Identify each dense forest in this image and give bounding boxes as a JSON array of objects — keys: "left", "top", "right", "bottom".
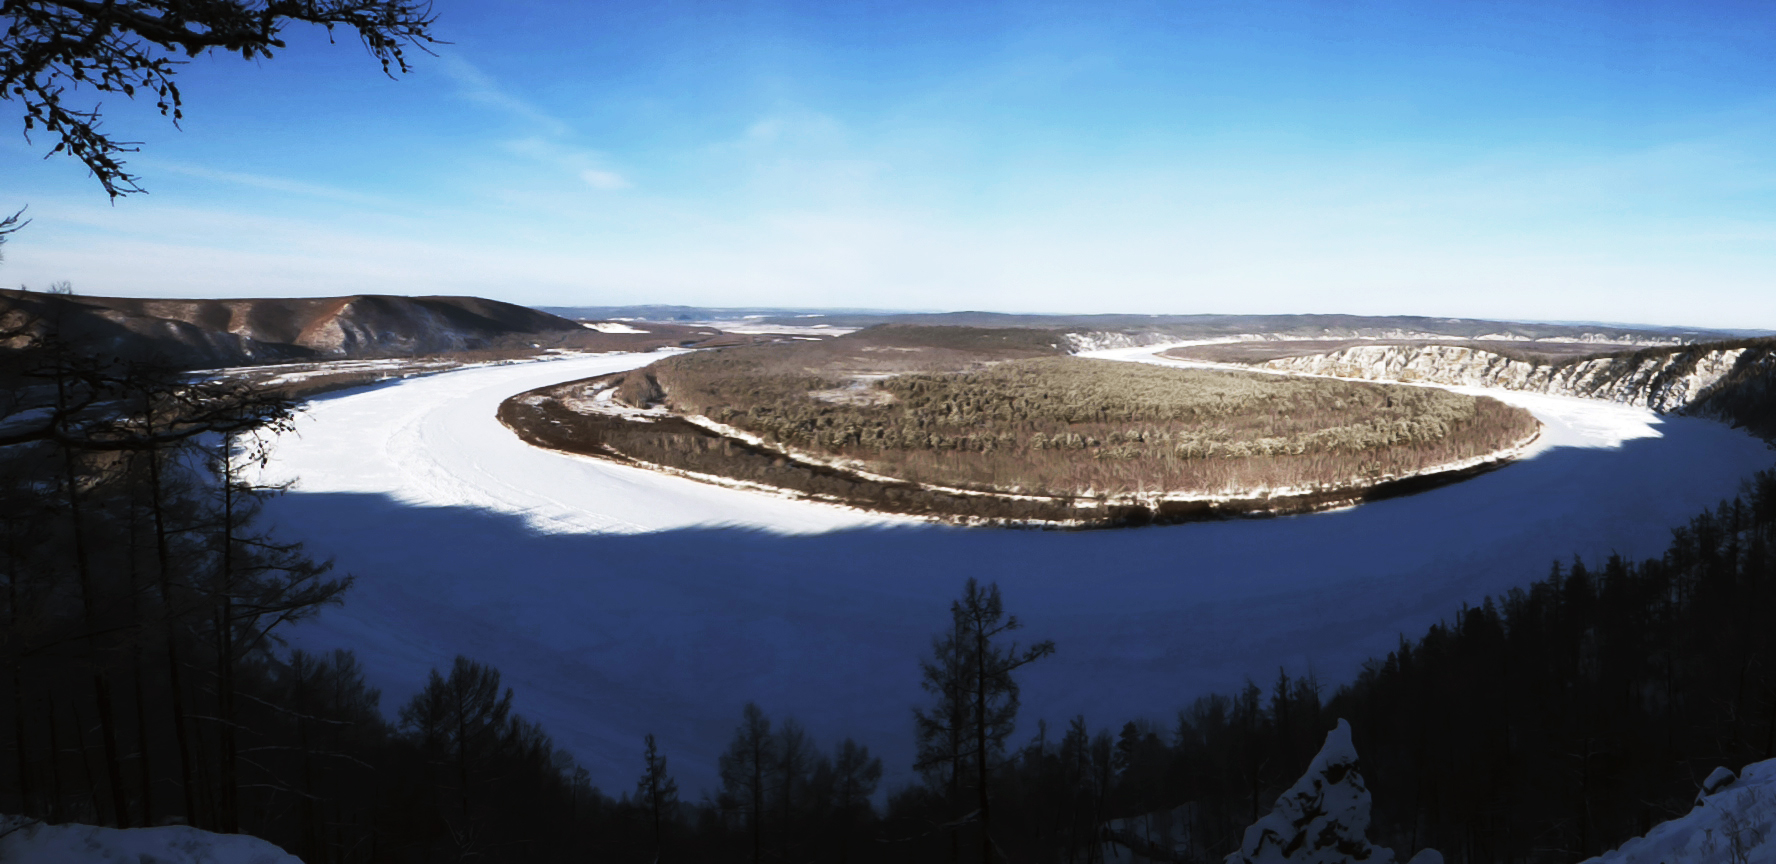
[{"left": 6, "top": 326, "right": 1776, "bottom": 862}]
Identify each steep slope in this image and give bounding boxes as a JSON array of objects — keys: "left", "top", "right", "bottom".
[
  {"left": 1581, "top": 760, "right": 1776, "bottom": 863},
  {"left": 0, "top": 290, "right": 593, "bottom": 368},
  {"left": 1209, "top": 340, "right": 1776, "bottom": 438}
]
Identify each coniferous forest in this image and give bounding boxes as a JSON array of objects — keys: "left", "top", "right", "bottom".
[{"left": 5, "top": 324, "right": 1776, "bottom": 863}]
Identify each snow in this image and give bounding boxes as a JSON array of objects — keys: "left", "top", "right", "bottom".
[
  {"left": 1226, "top": 719, "right": 1410, "bottom": 864},
  {"left": 253, "top": 351, "right": 1774, "bottom": 796},
  {"left": 1583, "top": 758, "right": 1776, "bottom": 863},
  {"left": 712, "top": 323, "right": 859, "bottom": 336},
  {"left": 582, "top": 321, "right": 649, "bottom": 334},
  {"left": 0, "top": 815, "right": 301, "bottom": 863},
  {"left": 256, "top": 354, "right": 908, "bottom": 534}
]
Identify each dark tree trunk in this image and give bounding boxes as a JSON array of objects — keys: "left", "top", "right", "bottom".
[
  {"left": 56, "top": 371, "right": 131, "bottom": 828},
  {"left": 976, "top": 622, "right": 991, "bottom": 864},
  {"left": 144, "top": 431, "right": 199, "bottom": 826},
  {"left": 215, "top": 434, "right": 239, "bottom": 833},
  {"left": 46, "top": 697, "right": 66, "bottom": 823}
]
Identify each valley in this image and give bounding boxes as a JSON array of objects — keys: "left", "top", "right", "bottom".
[{"left": 249, "top": 341, "right": 1773, "bottom": 794}]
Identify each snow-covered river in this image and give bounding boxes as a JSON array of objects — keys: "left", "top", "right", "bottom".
[{"left": 257, "top": 351, "right": 1773, "bottom": 792}]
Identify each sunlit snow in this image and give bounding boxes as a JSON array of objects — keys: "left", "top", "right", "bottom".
[{"left": 254, "top": 351, "right": 1773, "bottom": 794}]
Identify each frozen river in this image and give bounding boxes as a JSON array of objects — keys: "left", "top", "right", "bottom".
[{"left": 257, "top": 350, "right": 1773, "bottom": 792}]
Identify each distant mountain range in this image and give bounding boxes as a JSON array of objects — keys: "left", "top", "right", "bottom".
[
  {"left": 543, "top": 306, "right": 1769, "bottom": 343},
  {"left": 536, "top": 304, "right": 912, "bottom": 322},
  {"left": 8, "top": 290, "right": 1767, "bottom": 371}
]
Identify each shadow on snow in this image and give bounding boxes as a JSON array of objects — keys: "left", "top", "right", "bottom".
[{"left": 262, "top": 412, "right": 1772, "bottom": 794}]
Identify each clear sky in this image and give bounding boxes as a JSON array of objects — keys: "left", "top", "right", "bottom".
[{"left": 3, "top": 0, "right": 1775, "bottom": 328}]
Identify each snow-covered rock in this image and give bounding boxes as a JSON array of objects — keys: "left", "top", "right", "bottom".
[
  {"left": 1064, "top": 330, "right": 1184, "bottom": 352},
  {"left": 0, "top": 816, "right": 302, "bottom": 863},
  {"left": 1225, "top": 719, "right": 1432, "bottom": 864},
  {"left": 1252, "top": 344, "right": 1764, "bottom": 415},
  {"left": 1582, "top": 758, "right": 1776, "bottom": 864}
]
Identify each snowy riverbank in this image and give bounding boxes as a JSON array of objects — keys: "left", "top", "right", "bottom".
[{"left": 253, "top": 351, "right": 1774, "bottom": 793}]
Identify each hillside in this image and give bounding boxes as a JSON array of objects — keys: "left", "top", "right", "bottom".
[
  {"left": 0, "top": 290, "right": 705, "bottom": 369},
  {"left": 1169, "top": 337, "right": 1776, "bottom": 439}
]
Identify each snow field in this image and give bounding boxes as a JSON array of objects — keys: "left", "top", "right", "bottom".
[{"left": 254, "top": 350, "right": 1774, "bottom": 795}]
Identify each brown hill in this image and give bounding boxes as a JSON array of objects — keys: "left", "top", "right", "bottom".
[{"left": 0, "top": 290, "right": 600, "bottom": 368}]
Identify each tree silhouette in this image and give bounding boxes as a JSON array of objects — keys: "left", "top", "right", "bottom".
[
  {"left": 916, "top": 578, "right": 1054, "bottom": 863},
  {"left": 718, "top": 702, "right": 776, "bottom": 864},
  {"left": 636, "top": 732, "right": 678, "bottom": 860}
]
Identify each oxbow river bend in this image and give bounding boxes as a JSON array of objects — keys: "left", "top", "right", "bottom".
[{"left": 254, "top": 350, "right": 1774, "bottom": 792}]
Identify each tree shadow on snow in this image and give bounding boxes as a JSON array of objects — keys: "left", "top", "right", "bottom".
[{"left": 261, "top": 413, "right": 1772, "bottom": 792}]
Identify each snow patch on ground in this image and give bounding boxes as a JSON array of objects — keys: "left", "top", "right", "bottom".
[
  {"left": 582, "top": 321, "right": 649, "bottom": 333},
  {"left": 1583, "top": 759, "right": 1776, "bottom": 864},
  {"left": 711, "top": 323, "right": 858, "bottom": 336},
  {"left": 0, "top": 815, "right": 302, "bottom": 863}
]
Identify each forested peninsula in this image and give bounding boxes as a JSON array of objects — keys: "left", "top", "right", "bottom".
[{"left": 501, "top": 326, "right": 1541, "bottom": 526}]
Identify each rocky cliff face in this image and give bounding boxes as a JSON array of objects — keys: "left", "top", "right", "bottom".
[{"left": 1249, "top": 341, "right": 1776, "bottom": 436}]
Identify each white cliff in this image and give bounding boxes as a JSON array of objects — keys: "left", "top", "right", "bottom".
[{"left": 1253, "top": 343, "right": 1766, "bottom": 415}]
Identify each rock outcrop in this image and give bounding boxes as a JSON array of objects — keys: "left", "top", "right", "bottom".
[
  {"left": 1223, "top": 719, "right": 1440, "bottom": 864},
  {"left": 1247, "top": 341, "right": 1776, "bottom": 436}
]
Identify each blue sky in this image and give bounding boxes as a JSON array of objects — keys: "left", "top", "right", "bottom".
[{"left": 4, "top": 0, "right": 1775, "bottom": 327}]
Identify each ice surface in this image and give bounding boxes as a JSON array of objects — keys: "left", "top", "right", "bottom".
[
  {"left": 0, "top": 815, "right": 301, "bottom": 863},
  {"left": 253, "top": 351, "right": 1775, "bottom": 795}
]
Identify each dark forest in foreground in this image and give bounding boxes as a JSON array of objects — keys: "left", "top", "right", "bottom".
[{"left": 5, "top": 327, "right": 1776, "bottom": 862}]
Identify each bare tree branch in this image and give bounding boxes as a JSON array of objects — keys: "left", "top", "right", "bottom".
[{"left": 2, "top": 0, "right": 439, "bottom": 197}]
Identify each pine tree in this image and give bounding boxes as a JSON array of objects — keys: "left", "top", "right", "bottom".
[
  {"left": 719, "top": 703, "right": 776, "bottom": 864},
  {"left": 637, "top": 732, "right": 679, "bottom": 861},
  {"left": 916, "top": 577, "right": 1055, "bottom": 863},
  {"left": 399, "top": 656, "right": 515, "bottom": 856},
  {"left": 830, "top": 738, "right": 882, "bottom": 864}
]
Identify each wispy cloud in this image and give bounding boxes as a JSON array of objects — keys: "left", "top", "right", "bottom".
[
  {"left": 503, "top": 138, "right": 631, "bottom": 191},
  {"left": 436, "top": 54, "right": 571, "bottom": 138},
  {"left": 579, "top": 169, "right": 629, "bottom": 190},
  {"left": 436, "top": 55, "right": 631, "bottom": 190},
  {"left": 141, "top": 159, "right": 393, "bottom": 207}
]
